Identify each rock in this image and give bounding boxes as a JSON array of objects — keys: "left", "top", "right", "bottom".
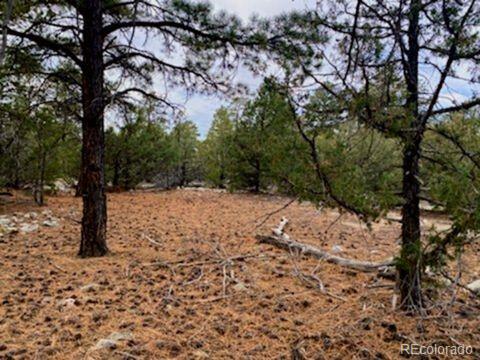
[
  {"left": 92, "top": 339, "right": 117, "bottom": 350},
  {"left": 42, "top": 219, "right": 59, "bottom": 227},
  {"left": 80, "top": 283, "right": 100, "bottom": 292},
  {"left": 23, "top": 212, "right": 37, "bottom": 220},
  {"left": 331, "top": 245, "right": 343, "bottom": 253},
  {"left": 0, "top": 216, "right": 18, "bottom": 236},
  {"left": 90, "top": 332, "right": 133, "bottom": 352},
  {"left": 467, "top": 279, "right": 480, "bottom": 293},
  {"left": 233, "top": 282, "right": 248, "bottom": 292},
  {"left": 0, "top": 216, "right": 12, "bottom": 226},
  {"left": 193, "top": 350, "right": 209, "bottom": 359},
  {"left": 107, "top": 332, "right": 133, "bottom": 342},
  {"left": 57, "top": 298, "right": 76, "bottom": 308},
  {"left": 135, "top": 182, "right": 156, "bottom": 190},
  {"left": 20, "top": 223, "right": 38, "bottom": 233},
  {"left": 53, "top": 179, "right": 71, "bottom": 193}
]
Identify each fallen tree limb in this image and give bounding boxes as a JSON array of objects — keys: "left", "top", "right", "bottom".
[{"left": 257, "top": 217, "right": 395, "bottom": 272}]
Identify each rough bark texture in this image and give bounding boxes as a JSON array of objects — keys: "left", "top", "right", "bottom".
[
  {"left": 398, "top": 0, "right": 423, "bottom": 310},
  {"left": 78, "top": 0, "right": 108, "bottom": 257}
]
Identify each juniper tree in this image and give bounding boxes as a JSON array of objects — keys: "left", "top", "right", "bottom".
[
  {"left": 5, "top": 0, "right": 268, "bottom": 257},
  {"left": 272, "top": 0, "right": 480, "bottom": 310},
  {"left": 200, "top": 107, "right": 235, "bottom": 188}
]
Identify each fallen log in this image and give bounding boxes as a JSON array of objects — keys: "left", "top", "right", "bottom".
[{"left": 257, "top": 217, "right": 395, "bottom": 272}]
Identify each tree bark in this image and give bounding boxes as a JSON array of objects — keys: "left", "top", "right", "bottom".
[
  {"left": 253, "top": 157, "right": 261, "bottom": 193},
  {"left": 78, "top": 0, "right": 108, "bottom": 257},
  {"left": 34, "top": 150, "right": 46, "bottom": 206},
  {"left": 398, "top": 0, "right": 423, "bottom": 310},
  {"left": 399, "top": 139, "right": 423, "bottom": 309},
  {"left": 112, "top": 156, "right": 120, "bottom": 187}
]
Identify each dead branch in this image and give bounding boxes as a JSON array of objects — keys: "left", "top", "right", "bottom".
[
  {"left": 257, "top": 217, "right": 395, "bottom": 272},
  {"left": 254, "top": 197, "right": 298, "bottom": 229}
]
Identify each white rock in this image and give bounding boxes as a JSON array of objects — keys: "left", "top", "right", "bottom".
[
  {"left": 233, "top": 282, "right": 248, "bottom": 292},
  {"left": 193, "top": 350, "right": 209, "bottom": 359},
  {"left": 92, "top": 339, "right": 117, "bottom": 350},
  {"left": 42, "top": 219, "right": 59, "bottom": 227},
  {"left": 331, "top": 245, "right": 343, "bottom": 253},
  {"left": 108, "top": 332, "right": 133, "bottom": 341},
  {"left": 81, "top": 283, "right": 100, "bottom": 292},
  {"left": 53, "top": 179, "right": 71, "bottom": 192},
  {"left": 0, "top": 216, "right": 12, "bottom": 226},
  {"left": 23, "top": 212, "right": 36, "bottom": 219},
  {"left": 467, "top": 279, "right": 480, "bottom": 293},
  {"left": 90, "top": 332, "right": 133, "bottom": 352},
  {"left": 20, "top": 223, "right": 39, "bottom": 233},
  {"left": 57, "top": 298, "right": 76, "bottom": 308}
]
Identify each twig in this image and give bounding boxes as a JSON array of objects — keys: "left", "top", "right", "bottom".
[
  {"left": 142, "top": 233, "right": 162, "bottom": 246},
  {"left": 254, "top": 197, "right": 298, "bottom": 229}
]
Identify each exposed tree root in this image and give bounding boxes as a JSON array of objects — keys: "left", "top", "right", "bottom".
[{"left": 257, "top": 217, "right": 395, "bottom": 272}]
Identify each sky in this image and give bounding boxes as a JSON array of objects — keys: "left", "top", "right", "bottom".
[
  {"left": 181, "top": 0, "right": 315, "bottom": 137},
  {"left": 161, "top": 0, "right": 478, "bottom": 138}
]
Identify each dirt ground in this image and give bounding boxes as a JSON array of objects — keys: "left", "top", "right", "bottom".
[{"left": 0, "top": 189, "right": 479, "bottom": 359}]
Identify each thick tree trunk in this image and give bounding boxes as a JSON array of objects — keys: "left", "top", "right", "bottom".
[
  {"left": 397, "top": 0, "right": 423, "bottom": 310},
  {"left": 399, "top": 139, "right": 423, "bottom": 309},
  {"left": 78, "top": 0, "right": 108, "bottom": 257}
]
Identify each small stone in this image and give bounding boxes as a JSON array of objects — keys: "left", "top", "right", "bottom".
[
  {"left": 20, "top": 223, "right": 39, "bottom": 233},
  {"left": 193, "top": 350, "right": 209, "bottom": 359},
  {"left": 107, "top": 332, "right": 133, "bottom": 342},
  {"left": 233, "top": 282, "right": 248, "bottom": 292},
  {"left": 92, "top": 339, "right": 117, "bottom": 350},
  {"left": 57, "top": 298, "right": 76, "bottom": 308},
  {"left": 467, "top": 279, "right": 480, "bottom": 293},
  {"left": 42, "top": 219, "right": 59, "bottom": 227},
  {"left": 80, "top": 283, "right": 100, "bottom": 292}
]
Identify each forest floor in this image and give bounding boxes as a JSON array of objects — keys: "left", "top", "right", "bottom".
[{"left": 0, "top": 189, "right": 479, "bottom": 359}]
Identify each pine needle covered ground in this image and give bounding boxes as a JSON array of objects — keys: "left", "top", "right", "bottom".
[{"left": 0, "top": 189, "right": 478, "bottom": 359}]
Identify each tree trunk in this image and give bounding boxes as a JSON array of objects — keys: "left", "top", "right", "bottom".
[
  {"left": 75, "top": 173, "right": 83, "bottom": 197},
  {"left": 253, "top": 158, "right": 261, "bottom": 193},
  {"left": 112, "top": 156, "right": 120, "bottom": 187},
  {"left": 397, "top": 0, "right": 423, "bottom": 310},
  {"left": 78, "top": 0, "right": 108, "bottom": 257},
  {"left": 180, "top": 162, "right": 187, "bottom": 187},
  {"left": 34, "top": 150, "right": 47, "bottom": 206},
  {"left": 399, "top": 139, "right": 423, "bottom": 310}
]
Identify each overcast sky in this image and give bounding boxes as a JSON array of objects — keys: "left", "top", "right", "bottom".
[
  {"left": 174, "top": 0, "right": 478, "bottom": 138},
  {"left": 182, "top": 0, "right": 315, "bottom": 137}
]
